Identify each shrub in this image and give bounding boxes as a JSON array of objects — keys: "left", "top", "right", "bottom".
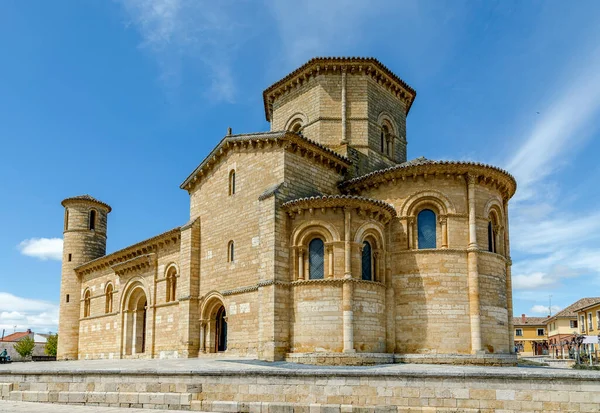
[
  {"left": 13, "top": 336, "right": 35, "bottom": 359},
  {"left": 45, "top": 334, "right": 58, "bottom": 357}
]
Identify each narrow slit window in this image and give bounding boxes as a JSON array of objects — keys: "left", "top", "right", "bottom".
[
  {"left": 64, "top": 208, "right": 69, "bottom": 231},
  {"left": 105, "top": 284, "right": 113, "bottom": 314},
  {"left": 66, "top": 294, "right": 70, "bottom": 303},
  {"left": 68, "top": 253, "right": 72, "bottom": 262},
  {"left": 229, "top": 170, "right": 236, "bottom": 195},
  {"left": 361, "top": 241, "right": 373, "bottom": 281},
  {"left": 89, "top": 210, "right": 96, "bottom": 230},
  {"left": 228, "top": 241, "right": 235, "bottom": 263},
  {"left": 84, "top": 290, "right": 91, "bottom": 317}
]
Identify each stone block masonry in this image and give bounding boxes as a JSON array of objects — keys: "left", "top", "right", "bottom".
[{"left": 1, "top": 359, "right": 600, "bottom": 412}]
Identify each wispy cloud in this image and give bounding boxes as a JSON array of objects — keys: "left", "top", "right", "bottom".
[
  {"left": 530, "top": 304, "right": 562, "bottom": 316},
  {"left": 118, "top": 0, "right": 252, "bottom": 102},
  {"left": 507, "top": 45, "right": 600, "bottom": 201},
  {"left": 18, "top": 238, "right": 63, "bottom": 261},
  {"left": 0, "top": 293, "right": 59, "bottom": 333},
  {"left": 507, "top": 41, "right": 600, "bottom": 295}
]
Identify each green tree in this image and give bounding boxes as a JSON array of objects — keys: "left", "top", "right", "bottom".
[
  {"left": 45, "top": 334, "right": 58, "bottom": 357},
  {"left": 13, "top": 336, "right": 35, "bottom": 359}
]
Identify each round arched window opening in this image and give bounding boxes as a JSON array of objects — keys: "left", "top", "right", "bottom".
[
  {"left": 417, "top": 209, "right": 437, "bottom": 249},
  {"left": 308, "top": 238, "right": 325, "bottom": 280}
]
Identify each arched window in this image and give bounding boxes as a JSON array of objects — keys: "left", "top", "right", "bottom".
[
  {"left": 361, "top": 241, "right": 373, "bottom": 281},
  {"left": 229, "top": 170, "right": 236, "bottom": 195},
  {"left": 487, "top": 221, "right": 496, "bottom": 253},
  {"left": 166, "top": 267, "right": 177, "bottom": 302},
  {"left": 417, "top": 209, "right": 437, "bottom": 249},
  {"left": 105, "top": 284, "right": 113, "bottom": 314},
  {"left": 89, "top": 210, "right": 96, "bottom": 230},
  {"left": 83, "top": 290, "right": 91, "bottom": 318},
  {"left": 380, "top": 125, "right": 388, "bottom": 152},
  {"left": 228, "top": 241, "right": 235, "bottom": 263},
  {"left": 308, "top": 238, "right": 325, "bottom": 280},
  {"left": 288, "top": 119, "right": 303, "bottom": 133}
]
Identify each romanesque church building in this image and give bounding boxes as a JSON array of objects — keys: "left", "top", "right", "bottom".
[{"left": 57, "top": 57, "right": 517, "bottom": 365}]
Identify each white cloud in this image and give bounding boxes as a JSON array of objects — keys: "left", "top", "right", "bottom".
[
  {"left": 118, "top": 0, "right": 251, "bottom": 102},
  {"left": 18, "top": 238, "right": 63, "bottom": 261},
  {"left": 506, "top": 39, "right": 600, "bottom": 299},
  {"left": 506, "top": 45, "right": 600, "bottom": 200},
  {"left": 530, "top": 305, "right": 562, "bottom": 316},
  {"left": 0, "top": 293, "right": 58, "bottom": 334}
]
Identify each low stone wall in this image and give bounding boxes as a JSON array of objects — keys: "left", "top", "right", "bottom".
[
  {"left": 395, "top": 353, "right": 517, "bottom": 366},
  {"left": 1, "top": 362, "right": 600, "bottom": 412},
  {"left": 285, "top": 352, "right": 394, "bottom": 366}
]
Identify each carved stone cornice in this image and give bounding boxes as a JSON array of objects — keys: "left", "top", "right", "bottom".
[
  {"left": 341, "top": 160, "right": 516, "bottom": 200},
  {"left": 111, "top": 253, "right": 155, "bottom": 277},
  {"left": 291, "top": 278, "right": 386, "bottom": 288},
  {"left": 221, "top": 280, "right": 291, "bottom": 296},
  {"left": 282, "top": 195, "right": 396, "bottom": 224},
  {"left": 263, "top": 57, "right": 416, "bottom": 121},
  {"left": 180, "top": 131, "right": 351, "bottom": 193},
  {"left": 75, "top": 228, "right": 180, "bottom": 276}
]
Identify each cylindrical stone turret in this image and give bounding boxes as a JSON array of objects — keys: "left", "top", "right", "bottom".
[{"left": 57, "top": 195, "right": 111, "bottom": 360}]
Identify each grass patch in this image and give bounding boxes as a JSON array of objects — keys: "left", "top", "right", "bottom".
[
  {"left": 572, "top": 364, "right": 600, "bottom": 370},
  {"left": 518, "top": 359, "right": 549, "bottom": 367}
]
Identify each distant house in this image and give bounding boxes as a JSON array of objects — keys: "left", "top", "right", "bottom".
[
  {"left": 513, "top": 315, "right": 548, "bottom": 356},
  {"left": 545, "top": 297, "right": 600, "bottom": 357},
  {"left": 0, "top": 329, "right": 49, "bottom": 361}
]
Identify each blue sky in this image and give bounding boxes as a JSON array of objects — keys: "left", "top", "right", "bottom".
[{"left": 1, "top": 0, "right": 600, "bottom": 333}]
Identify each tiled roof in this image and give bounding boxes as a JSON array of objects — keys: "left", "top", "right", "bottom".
[
  {"left": 513, "top": 317, "right": 548, "bottom": 326},
  {"left": 263, "top": 57, "right": 417, "bottom": 120},
  {"left": 342, "top": 157, "right": 515, "bottom": 187},
  {"left": 61, "top": 194, "right": 112, "bottom": 212},
  {"left": 574, "top": 299, "right": 600, "bottom": 313},
  {"left": 180, "top": 131, "right": 350, "bottom": 190},
  {"left": 547, "top": 297, "right": 600, "bottom": 321},
  {"left": 282, "top": 195, "right": 397, "bottom": 216},
  {"left": 0, "top": 331, "right": 31, "bottom": 342}
]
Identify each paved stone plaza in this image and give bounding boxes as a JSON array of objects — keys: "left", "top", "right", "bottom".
[
  {"left": 2, "top": 358, "right": 600, "bottom": 412},
  {"left": 0, "top": 356, "right": 574, "bottom": 376}
]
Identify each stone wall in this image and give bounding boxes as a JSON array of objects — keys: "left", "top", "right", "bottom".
[{"left": 1, "top": 366, "right": 599, "bottom": 412}]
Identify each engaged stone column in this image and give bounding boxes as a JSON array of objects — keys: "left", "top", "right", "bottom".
[
  {"left": 199, "top": 320, "right": 206, "bottom": 354},
  {"left": 341, "top": 68, "right": 348, "bottom": 144},
  {"left": 326, "top": 243, "right": 334, "bottom": 279},
  {"left": 440, "top": 215, "right": 448, "bottom": 248},
  {"left": 343, "top": 208, "right": 355, "bottom": 352},
  {"left": 297, "top": 247, "right": 305, "bottom": 280},
  {"left": 504, "top": 201, "right": 514, "bottom": 353},
  {"left": 467, "top": 174, "right": 482, "bottom": 353}
]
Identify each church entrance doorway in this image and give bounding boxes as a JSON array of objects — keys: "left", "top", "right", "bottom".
[
  {"left": 216, "top": 305, "right": 227, "bottom": 352},
  {"left": 123, "top": 286, "right": 148, "bottom": 356},
  {"left": 199, "top": 294, "right": 228, "bottom": 354}
]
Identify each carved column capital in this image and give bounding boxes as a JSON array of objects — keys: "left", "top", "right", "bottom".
[{"left": 467, "top": 173, "right": 478, "bottom": 185}]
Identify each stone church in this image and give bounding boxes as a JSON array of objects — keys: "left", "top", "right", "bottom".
[{"left": 57, "top": 57, "right": 517, "bottom": 365}]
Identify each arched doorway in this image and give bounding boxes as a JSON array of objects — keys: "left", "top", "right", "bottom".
[
  {"left": 216, "top": 305, "right": 227, "bottom": 352},
  {"left": 199, "top": 294, "right": 228, "bottom": 354},
  {"left": 123, "top": 286, "right": 148, "bottom": 356}
]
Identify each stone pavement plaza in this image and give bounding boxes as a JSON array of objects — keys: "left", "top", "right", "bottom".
[{"left": 2, "top": 358, "right": 600, "bottom": 412}]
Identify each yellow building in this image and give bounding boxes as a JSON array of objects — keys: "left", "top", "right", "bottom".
[
  {"left": 546, "top": 297, "right": 600, "bottom": 358},
  {"left": 576, "top": 299, "right": 600, "bottom": 336},
  {"left": 513, "top": 315, "right": 548, "bottom": 356}
]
